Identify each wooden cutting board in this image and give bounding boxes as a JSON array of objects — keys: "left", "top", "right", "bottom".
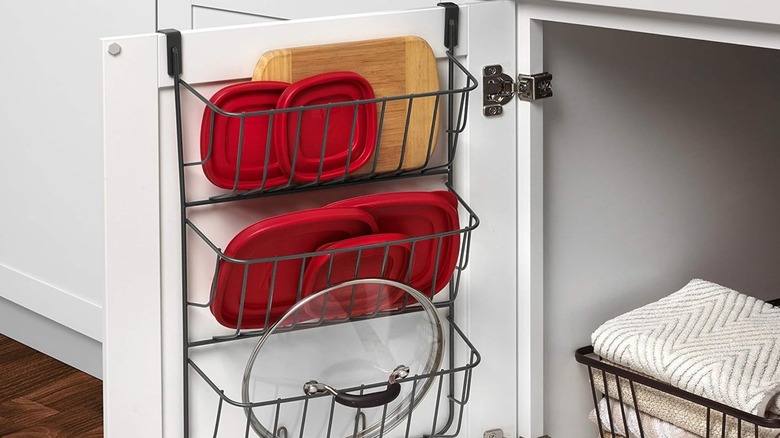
[{"left": 252, "top": 36, "right": 440, "bottom": 174}]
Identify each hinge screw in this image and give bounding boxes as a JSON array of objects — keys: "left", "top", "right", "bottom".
[
  {"left": 107, "top": 43, "right": 122, "bottom": 56},
  {"left": 485, "top": 66, "right": 498, "bottom": 76}
]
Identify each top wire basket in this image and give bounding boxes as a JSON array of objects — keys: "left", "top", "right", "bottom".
[{"left": 176, "top": 51, "right": 477, "bottom": 207}]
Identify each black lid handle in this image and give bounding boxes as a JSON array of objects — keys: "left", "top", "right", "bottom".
[{"left": 303, "top": 365, "right": 409, "bottom": 409}]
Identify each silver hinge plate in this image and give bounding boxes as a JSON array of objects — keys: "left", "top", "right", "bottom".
[
  {"left": 483, "top": 65, "right": 553, "bottom": 117},
  {"left": 517, "top": 73, "right": 553, "bottom": 102},
  {"left": 484, "top": 429, "right": 506, "bottom": 438},
  {"left": 483, "top": 65, "right": 516, "bottom": 117}
]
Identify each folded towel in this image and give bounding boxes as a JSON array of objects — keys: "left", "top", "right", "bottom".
[
  {"left": 591, "top": 365, "right": 780, "bottom": 438},
  {"left": 590, "top": 397, "right": 701, "bottom": 438},
  {"left": 592, "top": 279, "right": 780, "bottom": 417}
]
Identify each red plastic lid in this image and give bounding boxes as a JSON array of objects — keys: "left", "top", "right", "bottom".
[
  {"left": 210, "top": 207, "right": 378, "bottom": 329},
  {"left": 201, "top": 81, "right": 291, "bottom": 190},
  {"left": 300, "top": 233, "right": 411, "bottom": 320},
  {"left": 274, "top": 72, "right": 377, "bottom": 182},
  {"left": 326, "top": 191, "right": 460, "bottom": 298},
  {"left": 435, "top": 190, "right": 458, "bottom": 209}
]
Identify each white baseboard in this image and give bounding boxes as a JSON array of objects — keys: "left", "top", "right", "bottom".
[
  {"left": 0, "top": 262, "right": 103, "bottom": 378},
  {"left": 0, "top": 262, "right": 102, "bottom": 341},
  {"left": 0, "top": 295, "right": 102, "bottom": 378}
]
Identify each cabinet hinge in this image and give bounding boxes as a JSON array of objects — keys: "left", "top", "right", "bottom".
[
  {"left": 484, "top": 429, "right": 506, "bottom": 438},
  {"left": 482, "top": 64, "right": 553, "bottom": 116}
]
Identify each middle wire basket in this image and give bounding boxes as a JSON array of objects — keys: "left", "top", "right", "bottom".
[{"left": 185, "top": 186, "right": 477, "bottom": 343}]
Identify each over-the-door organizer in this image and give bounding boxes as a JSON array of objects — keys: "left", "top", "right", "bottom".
[{"left": 163, "top": 5, "right": 482, "bottom": 437}]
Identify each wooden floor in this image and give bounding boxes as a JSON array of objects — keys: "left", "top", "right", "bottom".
[{"left": 0, "top": 334, "right": 103, "bottom": 437}]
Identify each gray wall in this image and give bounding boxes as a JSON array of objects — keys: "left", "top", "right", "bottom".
[
  {"left": 0, "top": 0, "right": 154, "bottom": 377},
  {"left": 542, "top": 23, "right": 780, "bottom": 436}
]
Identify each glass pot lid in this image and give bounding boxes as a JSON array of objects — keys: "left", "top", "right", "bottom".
[{"left": 241, "top": 279, "right": 444, "bottom": 438}]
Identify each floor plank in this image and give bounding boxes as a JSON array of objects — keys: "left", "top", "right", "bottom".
[
  {"left": 24, "top": 372, "right": 102, "bottom": 414},
  {"left": 0, "top": 335, "right": 102, "bottom": 437},
  {"left": 0, "top": 399, "right": 58, "bottom": 425},
  {"left": 2, "top": 426, "right": 59, "bottom": 438}
]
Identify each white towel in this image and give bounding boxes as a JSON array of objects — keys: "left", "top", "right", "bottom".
[
  {"left": 591, "top": 365, "right": 780, "bottom": 438},
  {"left": 592, "top": 279, "right": 780, "bottom": 417},
  {"left": 590, "top": 397, "right": 701, "bottom": 438}
]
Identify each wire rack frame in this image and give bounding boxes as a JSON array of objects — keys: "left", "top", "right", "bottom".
[
  {"left": 575, "top": 346, "right": 780, "bottom": 438},
  {"left": 165, "top": 4, "right": 477, "bottom": 436},
  {"left": 186, "top": 184, "right": 478, "bottom": 347}
]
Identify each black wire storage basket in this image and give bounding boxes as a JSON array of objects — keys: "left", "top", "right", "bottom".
[
  {"left": 576, "top": 343, "right": 780, "bottom": 437},
  {"left": 185, "top": 185, "right": 477, "bottom": 343},
  {"left": 173, "top": 49, "right": 476, "bottom": 207},
  {"left": 165, "top": 5, "right": 482, "bottom": 437},
  {"left": 188, "top": 280, "right": 480, "bottom": 438}
]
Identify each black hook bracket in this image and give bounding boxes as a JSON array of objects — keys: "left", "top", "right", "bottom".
[
  {"left": 158, "top": 28, "right": 183, "bottom": 77},
  {"left": 437, "top": 2, "right": 460, "bottom": 50}
]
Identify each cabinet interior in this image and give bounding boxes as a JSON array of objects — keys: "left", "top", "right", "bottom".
[{"left": 542, "top": 22, "right": 780, "bottom": 437}]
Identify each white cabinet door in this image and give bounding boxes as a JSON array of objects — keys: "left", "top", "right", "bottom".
[{"left": 102, "top": 2, "right": 518, "bottom": 437}]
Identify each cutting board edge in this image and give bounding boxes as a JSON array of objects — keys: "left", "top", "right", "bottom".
[{"left": 249, "top": 35, "right": 442, "bottom": 172}]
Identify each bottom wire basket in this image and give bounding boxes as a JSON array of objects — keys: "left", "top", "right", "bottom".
[
  {"left": 575, "top": 346, "right": 780, "bottom": 438},
  {"left": 186, "top": 280, "right": 480, "bottom": 438}
]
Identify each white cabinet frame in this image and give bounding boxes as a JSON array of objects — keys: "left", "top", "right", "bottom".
[{"left": 104, "top": 1, "right": 780, "bottom": 437}]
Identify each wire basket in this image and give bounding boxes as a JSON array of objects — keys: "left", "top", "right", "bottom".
[
  {"left": 575, "top": 346, "right": 780, "bottom": 438},
  {"left": 185, "top": 185, "right": 477, "bottom": 345},
  {"left": 188, "top": 310, "right": 479, "bottom": 438},
  {"left": 176, "top": 51, "right": 476, "bottom": 207}
]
